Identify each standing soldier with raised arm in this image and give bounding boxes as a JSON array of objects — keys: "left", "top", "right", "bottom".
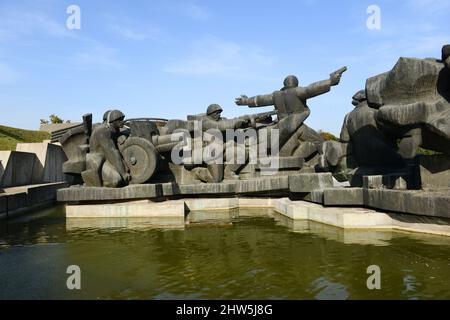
[{"left": 235, "top": 67, "right": 347, "bottom": 149}]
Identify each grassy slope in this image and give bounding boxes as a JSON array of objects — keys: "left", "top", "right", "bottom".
[{"left": 0, "top": 125, "right": 50, "bottom": 151}]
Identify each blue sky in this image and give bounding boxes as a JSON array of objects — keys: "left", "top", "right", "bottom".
[{"left": 0, "top": 0, "right": 449, "bottom": 134}]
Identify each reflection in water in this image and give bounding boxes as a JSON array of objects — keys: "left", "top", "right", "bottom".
[
  {"left": 273, "top": 213, "right": 394, "bottom": 246},
  {"left": 308, "top": 277, "right": 349, "bottom": 300},
  {"left": 0, "top": 206, "right": 449, "bottom": 300},
  {"left": 66, "top": 217, "right": 185, "bottom": 231}
]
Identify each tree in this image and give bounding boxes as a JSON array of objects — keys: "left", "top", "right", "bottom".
[
  {"left": 318, "top": 130, "right": 339, "bottom": 142},
  {"left": 40, "top": 115, "right": 71, "bottom": 126},
  {"left": 49, "top": 114, "right": 64, "bottom": 124}
]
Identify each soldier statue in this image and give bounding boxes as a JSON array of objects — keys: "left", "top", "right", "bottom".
[
  {"left": 235, "top": 68, "right": 347, "bottom": 150},
  {"left": 82, "top": 110, "right": 131, "bottom": 187},
  {"left": 190, "top": 104, "right": 252, "bottom": 182}
]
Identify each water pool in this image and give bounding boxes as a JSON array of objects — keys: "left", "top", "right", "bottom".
[{"left": 0, "top": 206, "right": 449, "bottom": 300}]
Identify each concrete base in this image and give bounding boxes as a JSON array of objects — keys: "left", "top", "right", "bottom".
[
  {"left": 301, "top": 187, "right": 450, "bottom": 219},
  {"left": 57, "top": 174, "right": 321, "bottom": 202},
  {"left": 66, "top": 199, "right": 186, "bottom": 218},
  {"left": 64, "top": 197, "right": 450, "bottom": 237},
  {"left": 58, "top": 170, "right": 450, "bottom": 220},
  {"left": 363, "top": 189, "right": 450, "bottom": 219}
]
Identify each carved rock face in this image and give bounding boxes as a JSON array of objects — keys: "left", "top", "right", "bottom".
[{"left": 365, "top": 57, "right": 450, "bottom": 155}]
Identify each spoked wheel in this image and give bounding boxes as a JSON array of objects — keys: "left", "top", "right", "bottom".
[{"left": 119, "top": 137, "right": 159, "bottom": 184}]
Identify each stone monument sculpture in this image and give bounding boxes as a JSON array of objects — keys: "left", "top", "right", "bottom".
[
  {"left": 58, "top": 67, "right": 348, "bottom": 187},
  {"left": 320, "top": 45, "right": 450, "bottom": 188},
  {"left": 55, "top": 44, "right": 450, "bottom": 223}
]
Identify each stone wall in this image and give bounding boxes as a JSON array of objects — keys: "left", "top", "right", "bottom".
[{"left": 1, "top": 142, "right": 69, "bottom": 188}]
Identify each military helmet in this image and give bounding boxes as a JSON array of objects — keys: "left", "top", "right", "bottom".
[
  {"left": 107, "top": 110, "right": 125, "bottom": 123},
  {"left": 442, "top": 44, "right": 450, "bottom": 61},
  {"left": 283, "top": 75, "right": 299, "bottom": 89},
  {"left": 103, "top": 110, "right": 112, "bottom": 123},
  {"left": 207, "top": 104, "right": 223, "bottom": 116},
  {"left": 352, "top": 90, "right": 367, "bottom": 102}
]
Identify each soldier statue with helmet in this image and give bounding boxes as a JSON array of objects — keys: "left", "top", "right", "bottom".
[{"left": 82, "top": 109, "right": 131, "bottom": 187}]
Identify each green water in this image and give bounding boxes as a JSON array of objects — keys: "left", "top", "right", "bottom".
[{"left": 0, "top": 206, "right": 449, "bottom": 300}]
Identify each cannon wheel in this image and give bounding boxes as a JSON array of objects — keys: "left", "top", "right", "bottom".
[{"left": 119, "top": 137, "right": 158, "bottom": 184}]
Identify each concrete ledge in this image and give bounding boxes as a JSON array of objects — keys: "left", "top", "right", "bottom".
[
  {"left": 236, "top": 176, "right": 288, "bottom": 194},
  {"left": 66, "top": 198, "right": 276, "bottom": 219},
  {"left": 185, "top": 198, "right": 239, "bottom": 211},
  {"left": 323, "top": 188, "right": 364, "bottom": 206},
  {"left": 66, "top": 199, "right": 185, "bottom": 218},
  {"left": 302, "top": 185, "right": 449, "bottom": 219},
  {"left": 364, "top": 189, "right": 450, "bottom": 219},
  {"left": 58, "top": 184, "right": 162, "bottom": 202},
  {"left": 6, "top": 192, "right": 28, "bottom": 212},
  {"left": 64, "top": 197, "right": 450, "bottom": 237},
  {"left": 57, "top": 174, "right": 301, "bottom": 201},
  {"left": 56, "top": 173, "right": 450, "bottom": 220},
  {"left": 28, "top": 183, "right": 69, "bottom": 206},
  {"left": 289, "top": 173, "right": 333, "bottom": 193},
  {"left": 179, "top": 182, "right": 235, "bottom": 195},
  {"left": 273, "top": 198, "right": 450, "bottom": 237},
  {"left": 0, "top": 182, "right": 67, "bottom": 219}
]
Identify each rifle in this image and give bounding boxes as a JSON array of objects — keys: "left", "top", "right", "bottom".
[{"left": 238, "top": 110, "right": 277, "bottom": 128}]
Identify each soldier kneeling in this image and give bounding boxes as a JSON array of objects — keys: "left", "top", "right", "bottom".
[{"left": 82, "top": 110, "right": 131, "bottom": 187}]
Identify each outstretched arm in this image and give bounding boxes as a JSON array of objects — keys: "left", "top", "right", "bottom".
[
  {"left": 235, "top": 93, "right": 274, "bottom": 108},
  {"left": 296, "top": 79, "right": 332, "bottom": 99},
  {"left": 297, "top": 66, "right": 347, "bottom": 99}
]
